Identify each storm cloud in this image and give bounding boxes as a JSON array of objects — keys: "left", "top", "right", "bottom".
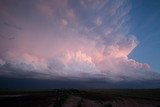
[{"left": 0, "top": 0, "right": 160, "bottom": 82}]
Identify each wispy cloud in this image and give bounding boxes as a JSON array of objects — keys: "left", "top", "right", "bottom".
[{"left": 0, "top": 0, "right": 159, "bottom": 82}]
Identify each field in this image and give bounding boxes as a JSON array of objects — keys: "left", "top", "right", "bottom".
[{"left": 0, "top": 89, "right": 160, "bottom": 107}]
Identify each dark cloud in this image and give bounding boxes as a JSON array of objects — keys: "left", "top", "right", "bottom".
[{"left": 0, "top": 77, "right": 160, "bottom": 89}]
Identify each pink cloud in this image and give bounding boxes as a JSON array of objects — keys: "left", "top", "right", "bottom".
[{"left": 0, "top": 0, "right": 159, "bottom": 81}]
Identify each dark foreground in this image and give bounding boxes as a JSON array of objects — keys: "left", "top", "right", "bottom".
[{"left": 0, "top": 89, "right": 160, "bottom": 107}]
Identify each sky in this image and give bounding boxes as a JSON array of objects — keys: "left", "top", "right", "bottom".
[{"left": 0, "top": 0, "right": 160, "bottom": 89}]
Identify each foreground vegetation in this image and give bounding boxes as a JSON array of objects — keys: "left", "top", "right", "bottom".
[{"left": 0, "top": 89, "right": 160, "bottom": 107}]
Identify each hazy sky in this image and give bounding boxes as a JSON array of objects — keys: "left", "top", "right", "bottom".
[{"left": 0, "top": 0, "right": 160, "bottom": 88}]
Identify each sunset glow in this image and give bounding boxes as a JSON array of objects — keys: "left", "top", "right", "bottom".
[{"left": 0, "top": 0, "right": 160, "bottom": 88}]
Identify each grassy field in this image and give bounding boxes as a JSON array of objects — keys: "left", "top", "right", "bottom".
[
  {"left": 78, "top": 89, "right": 160, "bottom": 100},
  {"left": 0, "top": 89, "right": 160, "bottom": 107}
]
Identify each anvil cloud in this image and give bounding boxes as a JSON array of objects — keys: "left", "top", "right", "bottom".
[{"left": 0, "top": 0, "right": 159, "bottom": 82}]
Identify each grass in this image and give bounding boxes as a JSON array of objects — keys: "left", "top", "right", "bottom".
[
  {"left": 77, "top": 89, "right": 160, "bottom": 101},
  {"left": 0, "top": 89, "right": 159, "bottom": 107}
]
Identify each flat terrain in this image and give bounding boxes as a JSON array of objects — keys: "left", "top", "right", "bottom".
[{"left": 0, "top": 89, "right": 160, "bottom": 107}]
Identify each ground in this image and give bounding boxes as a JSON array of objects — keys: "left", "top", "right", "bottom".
[{"left": 0, "top": 89, "right": 160, "bottom": 107}]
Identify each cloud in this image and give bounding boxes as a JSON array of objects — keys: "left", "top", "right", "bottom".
[
  {"left": 0, "top": 59, "right": 5, "bottom": 66},
  {"left": 0, "top": 0, "right": 159, "bottom": 82}
]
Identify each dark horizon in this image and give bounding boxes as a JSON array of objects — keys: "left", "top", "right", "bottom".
[{"left": 0, "top": 76, "right": 159, "bottom": 90}]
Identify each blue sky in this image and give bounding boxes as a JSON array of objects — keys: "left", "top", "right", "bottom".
[{"left": 129, "top": 0, "right": 160, "bottom": 72}]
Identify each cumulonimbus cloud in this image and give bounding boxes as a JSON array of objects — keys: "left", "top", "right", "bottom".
[{"left": 0, "top": 0, "right": 159, "bottom": 81}]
